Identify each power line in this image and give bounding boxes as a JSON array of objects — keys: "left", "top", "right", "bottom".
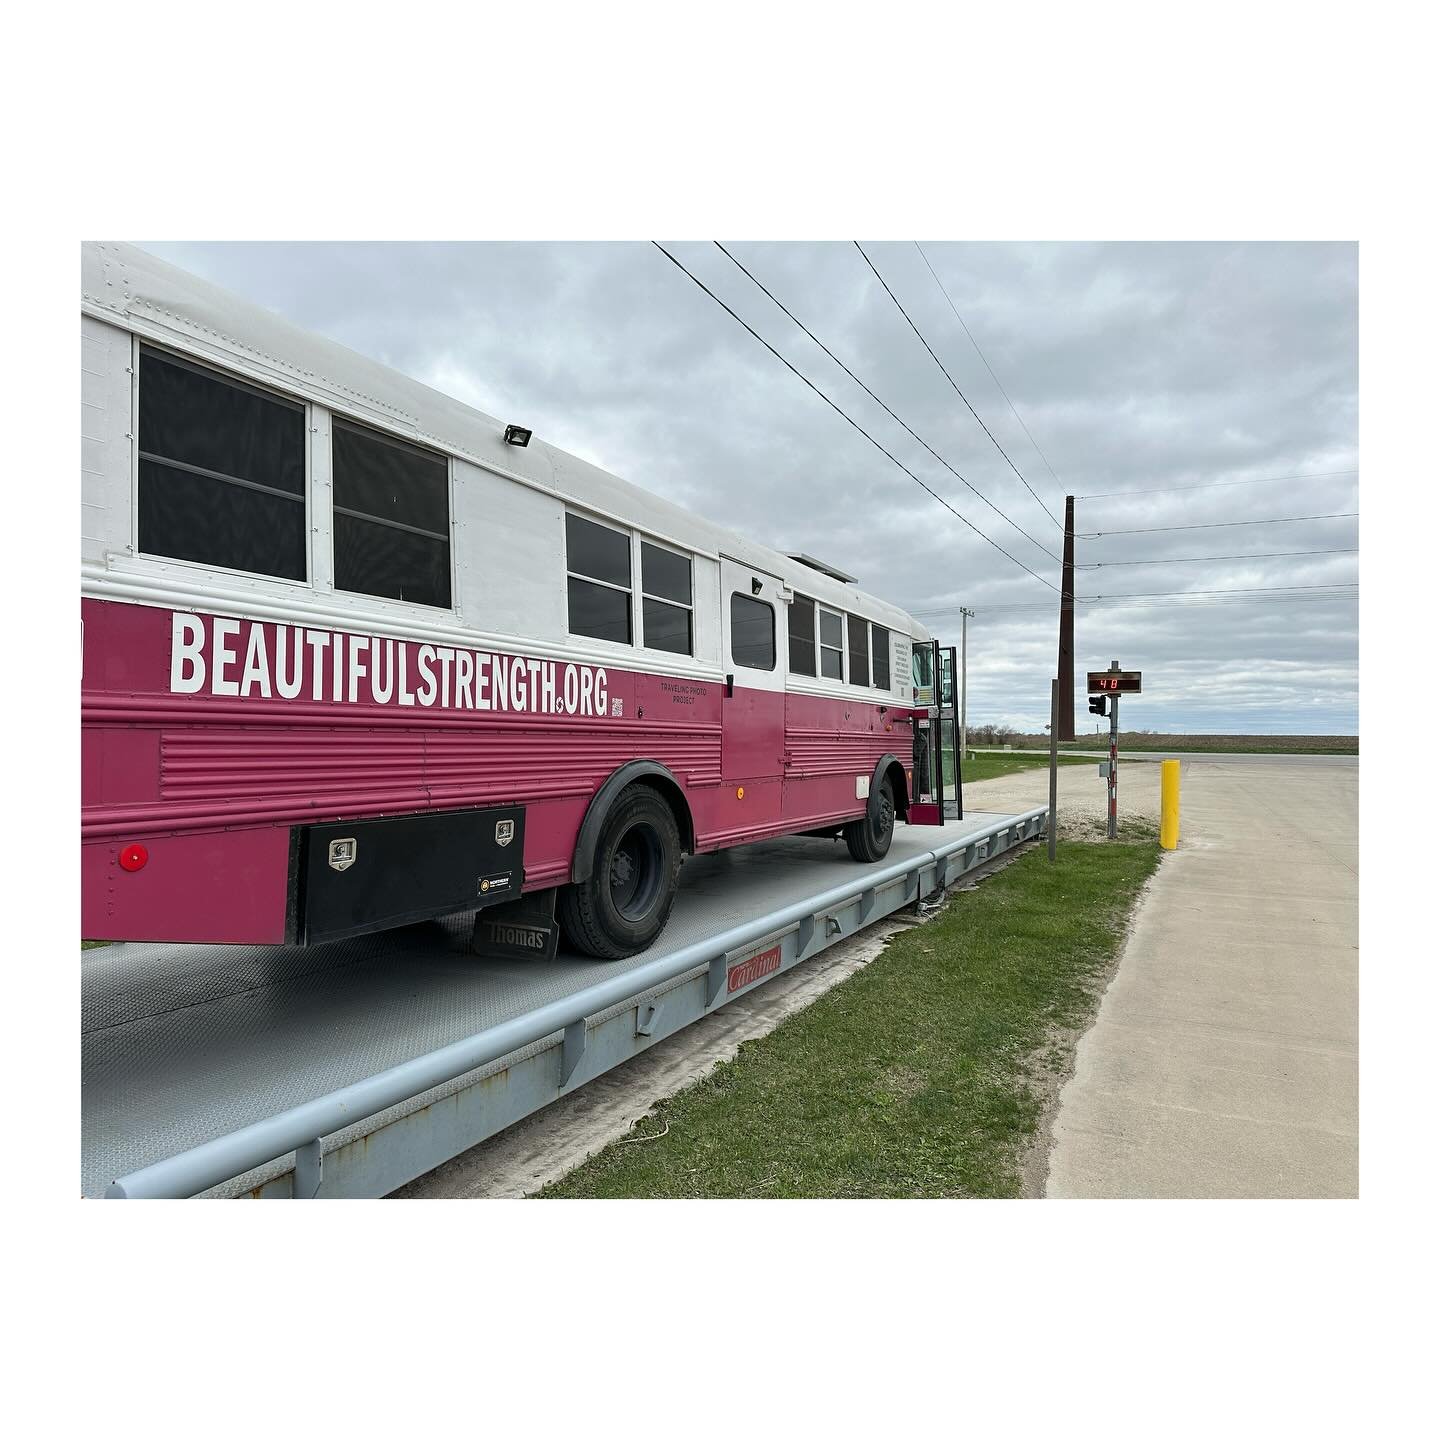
[
  {"left": 853, "top": 242, "right": 1062, "bottom": 530},
  {"left": 913, "top": 241, "right": 1069, "bottom": 509},
  {"left": 651, "top": 242, "right": 1058, "bottom": 592},
  {"left": 912, "top": 581, "right": 1357, "bottom": 617},
  {"left": 1089, "top": 583, "right": 1358, "bottom": 601},
  {"left": 915, "top": 589, "right": 1359, "bottom": 618},
  {"left": 1082, "top": 547, "right": 1359, "bottom": 569},
  {"left": 1078, "top": 468, "right": 1358, "bottom": 500},
  {"left": 712, "top": 241, "right": 1059, "bottom": 564},
  {"left": 1084, "top": 512, "right": 1358, "bottom": 537}
]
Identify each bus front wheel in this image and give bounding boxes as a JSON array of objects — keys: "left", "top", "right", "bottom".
[{"left": 558, "top": 783, "right": 682, "bottom": 959}]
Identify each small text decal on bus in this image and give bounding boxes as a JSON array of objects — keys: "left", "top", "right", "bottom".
[{"left": 169, "top": 612, "right": 610, "bottom": 717}]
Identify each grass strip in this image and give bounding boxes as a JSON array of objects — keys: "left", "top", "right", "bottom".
[
  {"left": 540, "top": 837, "right": 1160, "bottom": 1199},
  {"left": 958, "top": 752, "right": 1091, "bottom": 784}
]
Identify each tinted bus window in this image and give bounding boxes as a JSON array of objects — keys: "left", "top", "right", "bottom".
[
  {"left": 789, "top": 594, "right": 817, "bottom": 675},
  {"left": 333, "top": 418, "right": 451, "bottom": 607},
  {"left": 138, "top": 347, "right": 306, "bottom": 581},
  {"left": 567, "top": 513, "right": 633, "bottom": 644},
  {"left": 567, "top": 513, "right": 631, "bottom": 589},
  {"left": 819, "top": 607, "right": 844, "bottom": 680},
  {"left": 731, "top": 593, "right": 775, "bottom": 670},
  {"left": 871, "top": 624, "right": 891, "bottom": 689},
  {"left": 641, "top": 541, "right": 692, "bottom": 655},
  {"left": 847, "top": 614, "right": 870, "bottom": 687}
]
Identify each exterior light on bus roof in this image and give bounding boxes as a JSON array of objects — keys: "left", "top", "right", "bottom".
[{"left": 503, "top": 424, "right": 532, "bottom": 447}]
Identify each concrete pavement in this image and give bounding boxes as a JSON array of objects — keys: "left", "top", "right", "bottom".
[{"left": 1044, "top": 757, "right": 1358, "bottom": 1198}]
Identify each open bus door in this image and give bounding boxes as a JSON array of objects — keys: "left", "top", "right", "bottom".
[{"left": 910, "top": 640, "right": 962, "bottom": 825}]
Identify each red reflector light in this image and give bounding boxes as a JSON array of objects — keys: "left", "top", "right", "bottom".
[{"left": 119, "top": 842, "right": 148, "bottom": 873}]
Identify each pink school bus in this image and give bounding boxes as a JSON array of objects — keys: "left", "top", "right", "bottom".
[{"left": 81, "top": 243, "right": 946, "bottom": 959}]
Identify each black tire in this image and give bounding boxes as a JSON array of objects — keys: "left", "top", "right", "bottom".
[
  {"left": 844, "top": 775, "right": 896, "bottom": 863},
  {"left": 557, "top": 783, "right": 682, "bottom": 959}
]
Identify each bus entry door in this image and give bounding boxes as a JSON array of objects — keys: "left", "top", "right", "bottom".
[
  {"left": 719, "top": 559, "right": 787, "bottom": 828},
  {"left": 910, "top": 639, "right": 962, "bottom": 824}
]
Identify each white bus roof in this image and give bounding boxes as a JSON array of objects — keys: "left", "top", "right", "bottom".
[{"left": 81, "top": 241, "right": 932, "bottom": 641}]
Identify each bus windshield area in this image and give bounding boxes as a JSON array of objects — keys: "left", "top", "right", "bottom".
[{"left": 912, "top": 645, "right": 934, "bottom": 702}]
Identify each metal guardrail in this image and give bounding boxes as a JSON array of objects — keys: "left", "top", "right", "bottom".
[{"left": 107, "top": 807, "right": 1048, "bottom": 1198}]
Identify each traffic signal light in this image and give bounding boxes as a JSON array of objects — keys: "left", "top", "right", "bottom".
[{"left": 1088, "top": 695, "right": 1108, "bottom": 717}]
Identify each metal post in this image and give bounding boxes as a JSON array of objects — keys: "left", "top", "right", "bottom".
[
  {"left": 1048, "top": 677, "right": 1059, "bottom": 862},
  {"left": 959, "top": 607, "right": 971, "bottom": 761},
  {"left": 1107, "top": 659, "right": 1120, "bottom": 840},
  {"left": 1160, "top": 759, "right": 1180, "bottom": 849},
  {"left": 1057, "top": 497, "right": 1076, "bottom": 741}
]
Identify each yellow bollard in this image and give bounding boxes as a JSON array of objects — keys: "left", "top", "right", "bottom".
[{"left": 1159, "top": 759, "right": 1181, "bottom": 850}]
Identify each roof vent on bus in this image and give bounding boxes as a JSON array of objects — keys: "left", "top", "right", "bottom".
[{"left": 787, "top": 552, "right": 857, "bottom": 584}]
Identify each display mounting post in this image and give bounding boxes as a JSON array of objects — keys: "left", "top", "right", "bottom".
[
  {"left": 1108, "top": 668, "right": 1119, "bottom": 840},
  {"left": 1086, "top": 661, "right": 1141, "bottom": 841}
]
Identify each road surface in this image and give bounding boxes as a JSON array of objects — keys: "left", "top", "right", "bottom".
[
  {"left": 972, "top": 748, "right": 1357, "bottom": 765},
  {"left": 1043, "top": 756, "right": 1358, "bottom": 1197}
]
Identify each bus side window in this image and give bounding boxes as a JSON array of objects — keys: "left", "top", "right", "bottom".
[
  {"left": 818, "top": 607, "right": 844, "bottom": 680},
  {"left": 871, "top": 624, "right": 891, "bottom": 689},
  {"left": 640, "top": 540, "right": 693, "bottom": 656},
  {"left": 566, "top": 512, "right": 633, "bottom": 644},
  {"left": 332, "top": 418, "right": 452, "bottom": 608},
  {"left": 730, "top": 593, "right": 775, "bottom": 670},
  {"left": 788, "top": 593, "right": 817, "bottom": 675},
  {"left": 847, "top": 614, "right": 870, "bottom": 687},
  {"left": 138, "top": 346, "right": 307, "bottom": 581}
]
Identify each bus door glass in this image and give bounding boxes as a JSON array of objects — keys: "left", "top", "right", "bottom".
[
  {"left": 939, "top": 644, "right": 961, "bottom": 819},
  {"left": 719, "top": 560, "right": 787, "bottom": 811},
  {"left": 910, "top": 639, "right": 961, "bottom": 823},
  {"left": 911, "top": 640, "right": 940, "bottom": 822}
]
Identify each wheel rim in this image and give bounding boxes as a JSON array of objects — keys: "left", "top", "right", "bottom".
[
  {"left": 608, "top": 821, "right": 664, "bottom": 920},
  {"left": 872, "top": 788, "right": 894, "bottom": 844}
]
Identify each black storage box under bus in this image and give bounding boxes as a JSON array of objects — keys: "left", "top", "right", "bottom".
[{"left": 293, "top": 805, "right": 526, "bottom": 944}]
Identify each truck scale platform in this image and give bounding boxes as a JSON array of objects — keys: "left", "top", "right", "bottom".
[{"left": 86, "top": 807, "right": 1047, "bottom": 1198}]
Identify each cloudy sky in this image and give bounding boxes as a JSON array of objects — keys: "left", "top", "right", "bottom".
[{"left": 137, "top": 241, "right": 1358, "bottom": 735}]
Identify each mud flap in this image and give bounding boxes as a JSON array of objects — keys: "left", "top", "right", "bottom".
[{"left": 470, "top": 887, "right": 560, "bottom": 961}]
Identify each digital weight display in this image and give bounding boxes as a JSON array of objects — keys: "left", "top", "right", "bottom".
[{"left": 1086, "top": 671, "right": 1142, "bottom": 695}]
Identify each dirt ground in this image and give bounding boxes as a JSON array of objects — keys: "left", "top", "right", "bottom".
[{"left": 966, "top": 759, "right": 1161, "bottom": 841}]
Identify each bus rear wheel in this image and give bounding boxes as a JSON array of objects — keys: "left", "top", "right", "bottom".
[
  {"left": 558, "top": 784, "right": 682, "bottom": 960},
  {"left": 844, "top": 776, "right": 896, "bottom": 864}
]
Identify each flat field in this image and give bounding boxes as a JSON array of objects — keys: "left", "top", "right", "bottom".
[{"left": 1008, "top": 733, "right": 1358, "bottom": 755}]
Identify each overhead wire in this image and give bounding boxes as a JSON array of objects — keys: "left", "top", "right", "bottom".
[
  {"left": 1087, "top": 583, "right": 1358, "bottom": 600},
  {"left": 911, "top": 581, "right": 1357, "bottom": 617},
  {"left": 712, "top": 241, "right": 1059, "bottom": 564},
  {"left": 913, "top": 240, "right": 1069, "bottom": 510},
  {"left": 651, "top": 241, "right": 1058, "bottom": 592},
  {"left": 852, "top": 241, "right": 1062, "bottom": 530},
  {"left": 1084, "top": 512, "right": 1358, "bottom": 537},
  {"left": 1081, "top": 547, "right": 1359, "bottom": 569},
  {"left": 1078, "top": 468, "right": 1358, "bottom": 499},
  {"left": 912, "top": 589, "right": 1359, "bottom": 618}
]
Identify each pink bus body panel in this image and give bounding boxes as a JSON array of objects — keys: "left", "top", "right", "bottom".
[{"left": 81, "top": 598, "right": 911, "bottom": 944}]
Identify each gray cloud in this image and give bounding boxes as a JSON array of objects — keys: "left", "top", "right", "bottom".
[{"left": 137, "top": 239, "right": 1358, "bottom": 733}]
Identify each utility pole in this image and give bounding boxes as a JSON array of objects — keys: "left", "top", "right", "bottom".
[
  {"left": 1048, "top": 677, "right": 1059, "bottom": 862},
  {"left": 1107, "top": 659, "right": 1120, "bottom": 840},
  {"left": 958, "top": 606, "right": 973, "bottom": 761},
  {"left": 1057, "top": 495, "right": 1076, "bottom": 741}
]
